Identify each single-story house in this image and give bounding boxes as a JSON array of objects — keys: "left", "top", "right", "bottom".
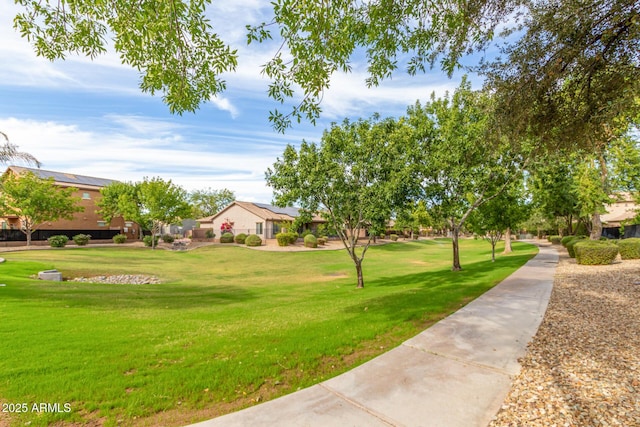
[
  {"left": 0, "top": 166, "right": 139, "bottom": 242},
  {"left": 602, "top": 192, "right": 639, "bottom": 238},
  {"left": 196, "top": 201, "right": 326, "bottom": 239}
]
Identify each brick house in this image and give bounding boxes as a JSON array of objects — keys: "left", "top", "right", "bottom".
[{"left": 0, "top": 166, "right": 139, "bottom": 242}]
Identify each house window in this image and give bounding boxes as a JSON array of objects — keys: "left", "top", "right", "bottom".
[
  {"left": 1, "top": 221, "right": 6, "bottom": 230},
  {"left": 256, "top": 222, "right": 264, "bottom": 235},
  {"left": 82, "top": 192, "right": 91, "bottom": 200},
  {"left": 97, "top": 221, "right": 107, "bottom": 227},
  {"left": 125, "top": 221, "right": 133, "bottom": 227},
  {"left": 272, "top": 223, "right": 281, "bottom": 234}
]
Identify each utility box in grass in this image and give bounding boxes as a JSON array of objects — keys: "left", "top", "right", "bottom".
[{"left": 38, "top": 270, "right": 63, "bottom": 281}]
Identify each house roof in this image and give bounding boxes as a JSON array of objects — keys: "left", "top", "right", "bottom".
[
  {"left": 5, "top": 166, "right": 116, "bottom": 189},
  {"left": 198, "top": 201, "right": 325, "bottom": 223}
]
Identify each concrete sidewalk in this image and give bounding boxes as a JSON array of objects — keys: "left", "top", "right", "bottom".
[{"left": 188, "top": 243, "right": 558, "bottom": 427}]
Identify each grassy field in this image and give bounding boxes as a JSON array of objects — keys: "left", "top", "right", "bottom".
[{"left": 0, "top": 239, "right": 537, "bottom": 426}]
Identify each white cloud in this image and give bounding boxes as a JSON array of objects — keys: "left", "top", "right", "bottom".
[{"left": 210, "top": 96, "right": 240, "bottom": 118}]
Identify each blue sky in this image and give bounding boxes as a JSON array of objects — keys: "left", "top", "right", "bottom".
[{"left": 0, "top": 0, "right": 482, "bottom": 203}]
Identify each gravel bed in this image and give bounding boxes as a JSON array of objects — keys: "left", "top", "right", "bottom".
[
  {"left": 490, "top": 252, "right": 640, "bottom": 427},
  {"left": 70, "top": 274, "right": 161, "bottom": 285}
]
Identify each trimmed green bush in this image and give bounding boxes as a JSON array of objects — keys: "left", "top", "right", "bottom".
[
  {"left": 304, "top": 234, "right": 318, "bottom": 248},
  {"left": 617, "top": 238, "right": 640, "bottom": 260},
  {"left": 574, "top": 240, "right": 619, "bottom": 265},
  {"left": 245, "top": 234, "right": 262, "bottom": 247},
  {"left": 565, "top": 236, "right": 586, "bottom": 258},
  {"left": 72, "top": 234, "right": 91, "bottom": 246},
  {"left": 205, "top": 229, "right": 215, "bottom": 239},
  {"left": 287, "top": 232, "right": 298, "bottom": 245},
  {"left": 143, "top": 235, "right": 159, "bottom": 247},
  {"left": 276, "top": 232, "right": 290, "bottom": 246},
  {"left": 317, "top": 237, "right": 327, "bottom": 245},
  {"left": 162, "top": 234, "right": 175, "bottom": 243},
  {"left": 48, "top": 235, "right": 69, "bottom": 248},
  {"left": 113, "top": 234, "right": 127, "bottom": 244},
  {"left": 234, "top": 233, "right": 248, "bottom": 244},
  {"left": 561, "top": 235, "right": 575, "bottom": 247},
  {"left": 549, "top": 235, "right": 562, "bottom": 244},
  {"left": 390, "top": 234, "right": 398, "bottom": 241},
  {"left": 220, "top": 232, "right": 234, "bottom": 243}
]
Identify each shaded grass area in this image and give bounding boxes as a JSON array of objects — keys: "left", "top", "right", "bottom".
[{"left": 0, "top": 239, "right": 537, "bottom": 426}]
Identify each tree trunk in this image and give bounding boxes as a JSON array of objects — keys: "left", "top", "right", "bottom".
[
  {"left": 26, "top": 231, "right": 32, "bottom": 247},
  {"left": 590, "top": 212, "right": 602, "bottom": 240},
  {"left": 451, "top": 227, "right": 462, "bottom": 271},
  {"left": 491, "top": 240, "right": 496, "bottom": 262},
  {"left": 503, "top": 227, "right": 512, "bottom": 254},
  {"left": 355, "top": 260, "right": 364, "bottom": 288}
]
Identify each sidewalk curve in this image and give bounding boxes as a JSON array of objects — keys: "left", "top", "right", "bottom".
[{"left": 188, "top": 242, "right": 558, "bottom": 427}]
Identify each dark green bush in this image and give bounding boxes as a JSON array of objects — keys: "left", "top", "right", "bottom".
[
  {"left": 304, "top": 234, "right": 318, "bottom": 248},
  {"left": 276, "top": 233, "right": 290, "bottom": 246},
  {"left": 205, "top": 229, "right": 215, "bottom": 239},
  {"left": 220, "top": 232, "right": 234, "bottom": 243},
  {"left": 561, "top": 235, "right": 575, "bottom": 247},
  {"left": 287, "top": 232, "right": 298, "bottom": 245},
  {"left": 390, "top": 234, "right": 398, "bottom": 241},
  {"left": 113, "top": 234, "right": 127, "bottom": 244},
  {"left": 617, "top": 238, "right": 640, "bottom": 260},
  {"left": 574, "top": 241, "right": 619, "bottom": 265},
  {"left": 48, "top": 235, "right": 69, "bottom": 248},
  {"left": 234, "top": 233, "right": 247, "bottom": 244},
  {"left": 549, "top": 235, "right": 562, "bottom": 244},
  {"left": 143, "top": 235, "right": 159, "bottom": 247},
  {"left": 300, "top": 230, "right": 315, "bottom": 239},
  {"left": 72, "top": 234, "right": 91, "bottom": 246},
  {"left": 565, "top": 236, "right": 586, "bottom": 258},
  {"left": 245, "top": 234, "right": 262, "bottom": 247},
  {"left": 162, "top": 234, "right": 175, "bottom": 243}
]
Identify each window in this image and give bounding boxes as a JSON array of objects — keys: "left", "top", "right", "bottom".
[
  {"left": 97, "top": 221, "right": 106, "bottom": 227},
  {"left": 125, "top": 221, "right": 133, "bottom": 227},
  {"left": 272, "top": 223, "right": 281, "bottom": 234},
  {"left": 82, "top": 192, "right": 91, "bottom": 200},
  {"left": 256, "top": 222, "right": 263, "bottom": 235}
]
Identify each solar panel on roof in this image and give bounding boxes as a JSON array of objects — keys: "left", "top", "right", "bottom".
[{"left": 253, "top": 202, "right": 300, "bottom": 217}]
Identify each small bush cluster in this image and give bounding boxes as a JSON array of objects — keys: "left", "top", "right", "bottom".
[
  {"left": 113, "top": 234, "right": 127, "bottom": 244},
  {"left": 245, "top": 234, "right": 262, "bottom": 247},
  {"left": 162, "top": 234, "right": 175, "bottom": 243},
  {"left": 317, "top": 237, "right": 327, "bottom": 245},
  {"left": 234, "top": 233, "right": 248, "bottom": 244},
  {"left": 276, "top": 232, "right": 298, "bottom": 246},
  {"left": 574, "top": 240, "right": 619, "bottom": 265},
  {"left": 548, "top": 235, "right": 562, "bottom": 244},
  {"left": 48, "top": 235, "right": 69, "bottom": 248},
  {"left": 390, "top": 234, "right": 398, "bottom": 241},
  {"left": 72, "top": 234, "right": 91, "bottom": 246},
  {"left": 143, "top": 235, "right": 159, "bottom": 247},
  {"left": 561, "top": 235, "right": 575, "bottom": 247},
  {"left": 304, "top": 234, "right": 318, "bottom": 248},
  {"left": 617, "top": 238, "right": 640, "bottom": 260},
  {"left": 565, "top": 236, "right": 586, "bottom": 258},
  {"left": 220, "top": 232, "right": 234, "bottom": 243},
  {"left": 205, "top": 229, "right": 215, "bottom": 239}
]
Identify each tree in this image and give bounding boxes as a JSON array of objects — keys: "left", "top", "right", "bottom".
[
  {"left": 408, "top": 78, "right": 525, "bottom": 270},
  {"left": 189, "top": 188, "right": 235, "bottom": 219},
  {"left": 96, "top": 181, "right": 145, "bottom": 238},
  {"left": 0, "top": 172, "right": 83, "bottom": 246},
  {"left": 266, "top": 115, "right": 418, "bottom": 288},
  {"left": 0, "top": 132, "right": 41, "bottom": 167},
  {"left": 138, "top": 177, "right": 192, "bottom": 249}
]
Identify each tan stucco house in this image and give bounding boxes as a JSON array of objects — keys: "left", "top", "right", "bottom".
[
  {"left": 197, "top": 201, "right": 326, "bottom": 239},
  {"left": 0, "top": 166, "right": 139, "bottom": 242},
  {"left": 602, "top": 192, "right": 638, "bottom": 228}
]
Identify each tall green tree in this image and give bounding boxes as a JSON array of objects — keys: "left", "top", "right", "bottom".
[
  {"left": 189, "top": 188, "right": 235, "bottom": 219},
  {"left": 96, "top": 181, "right": 145, "bottom": 238},
  {"left": 138, "top": 177, "right": 192, "bottom": 249},
  {"left": 408, "top": 79, "right": 525, "bottom": 270},
  {"left": 0, "top": 172, "right": 83, "bottom": 245},
  {"left": 266, "top": 115, "right": 418, "bottom": 288}
]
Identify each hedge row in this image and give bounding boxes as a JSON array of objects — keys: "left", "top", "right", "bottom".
[{"left": 574, "top": 241, "right": 619, "bottom": 265}]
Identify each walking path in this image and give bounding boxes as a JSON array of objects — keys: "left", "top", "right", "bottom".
[{"left": 188, "top": 242, "right": 558, "bottom": 427}]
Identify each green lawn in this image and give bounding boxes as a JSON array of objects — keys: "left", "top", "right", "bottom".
[{"left": 0, "top": 239, "right": 537, "bottom": 426}]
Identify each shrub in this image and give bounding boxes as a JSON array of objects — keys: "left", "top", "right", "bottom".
[
  {"left": 245, "top": 234, "right": 262, "bottom": 247},
  {"left": 143, "top": 235, "right": 159, "bottom": 247},
  {"left": 113, "top": 234, "right": 127, "bottom": 244},
  {"left": 317, "top": 237, "right": 327, "bottom": 245},
  {"left": 162, "top": 234, "right": 175, "bottom": 243},
  {"left": 549, "top": 235, "right": 562, "bottom": 244},
  {"left": 286, "top": 232, "right": 298, "bottom": 245},
  {"left": 205, "top": 229, "right": 215, "bottom": 239},
  {"left": 276, "top": 233, "right": 290, "bottom": 246},
  {"left": 617, "top": 238, "right": 640, "bottom": 260},
  {"left": 574, "top": 241, "right": 619, "bottom": 265},
  {"left": 390, "top": 234, "right": 398, "bottom": 241},
  {"left": 48, "top": 235, "right": 69, "bottom": 248},
  {"left": 565, "top": 236, "right": 586, "bottom": 258},
  {"left": 304, "top": 234, "right": 318, "bottom": 248},
  {"left": 72, "top": 234, "right": 91, "bottom": 246},
  {"left": 234, "top": 233, "right": 248, "bottom": 244},
  {"left": 301, "top": 230, "right": 315, "bottom": 239},
  {"left": 561, "top": 235, "right": 575, "bottom": 247},
  {"left": 220, "top": 232, "right": 234, "bottom": 243}
]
